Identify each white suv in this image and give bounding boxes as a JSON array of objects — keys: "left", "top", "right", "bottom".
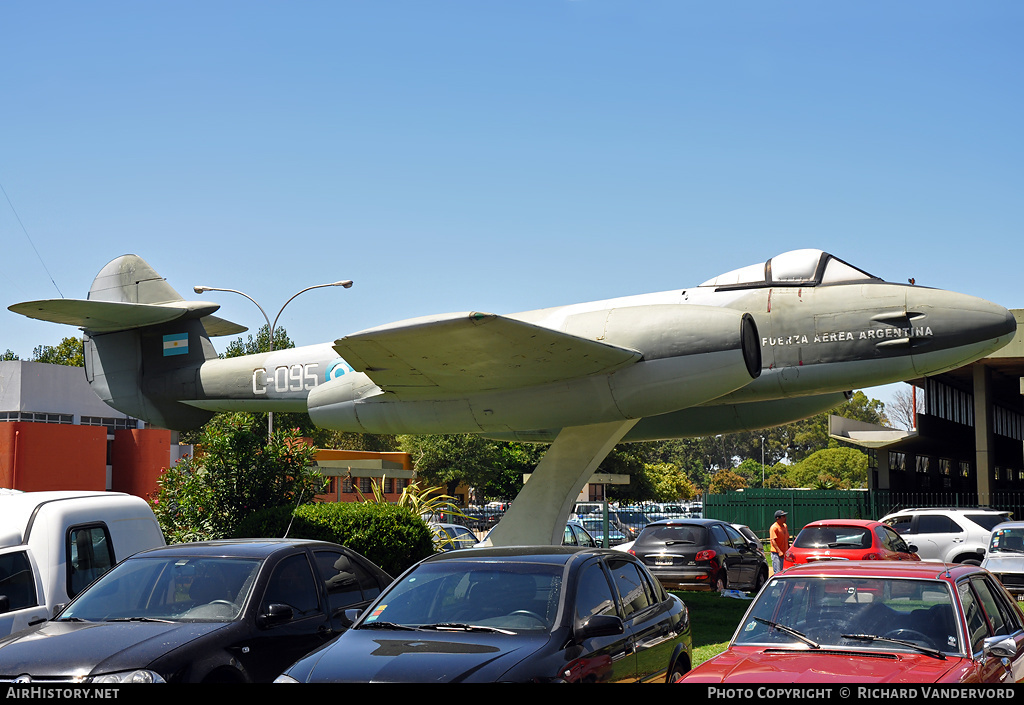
[{"left": 879, "top": 507, "right": 1011, "bottom": 565}]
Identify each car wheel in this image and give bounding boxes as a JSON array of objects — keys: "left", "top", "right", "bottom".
[
  {"left": 753, "top": 567, "right": 767, "bottom": 592},
  {"left": 665, "top": 645, "right": 691, "bottom": 683},
  {"left": 960, "top": 558, "right": 982, "bottom": 567},
  {"left": 713, "top": 573, "right": 727, "bottom": 593}
]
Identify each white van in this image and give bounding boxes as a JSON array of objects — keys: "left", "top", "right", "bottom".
[{"left": 0, "top": 490, "right": 165, "bottom": 637}]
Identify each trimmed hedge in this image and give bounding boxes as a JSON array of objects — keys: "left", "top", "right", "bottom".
[{"left": 233, "top": 502, "right": 435, "bottom": 577}]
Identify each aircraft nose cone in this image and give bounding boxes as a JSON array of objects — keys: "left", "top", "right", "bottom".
[{"left": 906, "top": 289, "right": 1016, "bottom": 374}]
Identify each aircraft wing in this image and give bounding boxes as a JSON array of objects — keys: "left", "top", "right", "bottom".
[
  {"left": 333, "top": 311, "right": 643, "bottom": 393},
  {"left": 8, "top": 299, "right": 248, "bottom": 336}
]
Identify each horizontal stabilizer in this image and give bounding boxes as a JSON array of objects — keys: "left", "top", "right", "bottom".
[
  {"left": 334, "top": 311, "right": 642, "bottom": 394},
  {"left": 8, "top": 299, "right": 247, "bottom": 337}
]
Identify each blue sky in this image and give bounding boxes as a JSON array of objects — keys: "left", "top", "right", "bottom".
[{"left": 2, "top": 1, "right": 1021, "bottom": 412}]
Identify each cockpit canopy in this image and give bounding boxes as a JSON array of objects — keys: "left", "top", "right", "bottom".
[{"left": 699, "top": 249, "right": 880, "bottom": 288}]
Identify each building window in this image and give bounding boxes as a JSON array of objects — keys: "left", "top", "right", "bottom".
[
  {"left": 925, "top": 378, "right": 974, "bottom": 427},
  {"left": 0, "top": 411, "right": 73, "bottom": 424},
  {"left": 342, "top": 477, "right": 354, "bottom": 494},
  {"left": 358, "top": 477, "right": 372, "bottom": 494},
  {"left": 916, "top": 456, "right": 930, "bottom": 474},
  {"left": 867, "top": 449, "right": 878, "bottom": 470},
  {"left": 81, "top": 416, "right": 140, "bottom": 431},
  {"left": 890, "top": 452, "right": 907, "bottom": 472},
  {"left": 960, "top": 461, "right": 972, "bottom": 478}
]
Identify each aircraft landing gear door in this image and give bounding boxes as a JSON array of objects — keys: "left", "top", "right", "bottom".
[{"left": 0, "top": 548, "right": 49, "bottom": 638}]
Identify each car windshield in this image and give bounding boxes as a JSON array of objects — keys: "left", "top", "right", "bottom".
[
  {"left": 989, "top": 527, "right": 1024, "bottom": 554},
  {"left": 638, "top": 524, "right": 708, "bottom": 545},
  {"left": 59, "top": 556, "right": 262, "bottom": 623},
  {"left": 794, "top": 526, "right": 872, "bottom": 550},
  {"left": 360, "top": 561, "right": 563, "bottom": 632},
  {"left": 735, "top": 576, "right": 962, "bottom": 656}
]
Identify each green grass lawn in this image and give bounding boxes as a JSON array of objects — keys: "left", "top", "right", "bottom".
[{"left": 672, "top": 590, "right": 752, "bottom": 667}]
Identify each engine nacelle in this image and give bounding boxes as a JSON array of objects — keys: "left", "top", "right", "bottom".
[{"left": 308, "top": 311, "right": 761, "bottom": 434}]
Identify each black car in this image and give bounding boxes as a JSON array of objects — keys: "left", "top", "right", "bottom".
[
  {"left": 628, "top": 518, "right": 768, "bottom": 593},
  {"left": 0, "top": 539, "right": 393, "bottom": 683},
  {"left": 275, "top": 546, "right": 692, "bottom": 683}
]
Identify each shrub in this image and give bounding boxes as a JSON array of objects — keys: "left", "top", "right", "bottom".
[
  {"left": 234, "top": 502, "right": 434, "bottom": 577},
  {"left": 151, "top": 414, "right": 323, "bottom": 543}
]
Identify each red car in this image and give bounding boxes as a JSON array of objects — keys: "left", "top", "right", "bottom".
[
  {"left": 681, "top": 561, "right": 1024, "bottom": 683},
  {"left": 783, "top": 519, "right": 920, "bottom": 569}
]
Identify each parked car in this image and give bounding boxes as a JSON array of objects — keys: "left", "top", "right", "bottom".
[
  {"left": 563, "top": 522, "right": 598, "bottom": 548},
  {"left": 572, "top": 502, "right": 606, "bottom": 518},
  {"left": 783, "top": 519, "right": 920, "bottom": 568},
  {"left": 0, "top": 490, "right": 165, "bottom": 638},
  {"left": 479, "top": 522, "right": 598, "bottom": 549},
  {"left": 0, "top": 539, "right": 393, "bottom": 683},
  {"left": 275, "top": 546, "right": 693, "bottom": 683},
  {"left": 681, "top": 560, "right": 1024, "bottom": 683},
  {"left": 982, "top": 521, "right": 1024, "bottom": 602},
  {"left": 879, "top": 507, "right": 1010, "bottom": 565},
  {"left": 431, "top": 523, "right": 479, "bottom": 552},
  {"left": 610, "top": 509, "right": 650, "bottom": 540},
  {"left": 578, "top": 517, "right": 629, "bottom": 547},
  {"left": 648, "top": 503, "right": 689, "bottom": 519},
  {"left": 628, "top": 518, "right": 768, "bottom": 592},
  {"left": 463, "top": 508, "right": 503, "bottom": 533},
  {"left": 732, "top": 524, "right": 762, "bottom": 547}
]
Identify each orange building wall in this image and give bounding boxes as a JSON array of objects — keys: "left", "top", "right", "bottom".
[
  {"left": 0, "top": 422, "right": 107, "bottom": 491},
  {"left": 314, "top": 449, "right": 414, "bottom": 503},
  {"left": 111, "top": 428, "right": 173, "bottom": 499}
]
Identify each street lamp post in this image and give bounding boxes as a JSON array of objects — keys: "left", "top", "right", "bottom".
[
  {"left": 193, "top": 279, "right": 353, "bottom": 436},
  {"left": 761, "top": 436, "right": 765, "bottom": 487}
]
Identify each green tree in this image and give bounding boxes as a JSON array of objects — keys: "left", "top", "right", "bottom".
[
  {"left": 152, "top": 413, "right": 325, "bottom": 542},
  {"left": 644, "top": 462, "right": 697, "bottom": 502},
  {"left": 763, "top": 463, "right": 793, "bottom": 488},
  {"left": 399, "top": 434, "right": 514, "bottom": 501},
  {"left": 221, "top": 324, "right": 296, "bottom": 359},
  {"left": 1, "top": 349, "right": 18, "bottom": 361},
  {"left": 788, "top": 446, "right": 869, "bottom": 489},
  {"left": 708, "top": 469, "right": 747, "bottom": 494},
  {"left": 31, "top": 336, "right": 84, "bottom": 366},
  {"left": 782, "top": 391, "right": 887, "bottom": 462},
  {"left": 734, "top": 457, "right": 767, "bottom": 489}
]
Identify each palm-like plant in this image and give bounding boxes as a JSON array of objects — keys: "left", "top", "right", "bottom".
[{"left": 354, "top": 475, "right": 469, "bottom": 550}]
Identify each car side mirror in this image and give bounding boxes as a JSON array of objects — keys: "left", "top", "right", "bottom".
[
  {"left": 575, "top": 614, "right": 624, "bottom": 641},
  {"left": 338, "top": 607, "right": 363, "bottom": 627},
  {"left": 984, "top": 635, "right": 1017, "bottom": 660},
  {"left": 748, "top": 540, "right": 761, "bottom": 552},
  {"left": 257, "top": 602, "right": 294, "bottom": 628},
  {"left": 0, "top": 595, "right": 9, "bottom": 615},
  {"left": 907, "top": 544, "right": 919, "bottom": 553}
]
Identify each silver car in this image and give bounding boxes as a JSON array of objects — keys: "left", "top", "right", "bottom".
[
  {"left": 879, "top": 507, "right": 1010, "bottom": 565},
  {"left": 982, "top": 521, "right": 1024, "bottom": 602}
]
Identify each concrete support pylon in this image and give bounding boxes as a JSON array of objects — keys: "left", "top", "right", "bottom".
[{"left": 481, "top": 419, "right": 639, "bottom": 547}]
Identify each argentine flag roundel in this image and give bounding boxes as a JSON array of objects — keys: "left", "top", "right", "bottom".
[{"left": 163, "top": 333, "right": 189, "bottom": 356}]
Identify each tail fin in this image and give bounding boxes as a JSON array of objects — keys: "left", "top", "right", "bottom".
[{"left": 10, "top": 254, "right": 247, "bottom": 430}]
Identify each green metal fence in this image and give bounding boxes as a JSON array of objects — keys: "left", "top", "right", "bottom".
[
  {"left": 705, "top": 489, "right": 1024, "bottom": 539},
  {"left": 704, "top": 489, "right": 869, "bottom": 540}
]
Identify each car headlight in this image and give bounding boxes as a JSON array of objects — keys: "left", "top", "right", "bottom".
[
  {"left": 90, "top": 670, "right": 167, "bottom": 684},
  {"left": 273, "top": 674, "right": 300, "bottom": 683}
]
